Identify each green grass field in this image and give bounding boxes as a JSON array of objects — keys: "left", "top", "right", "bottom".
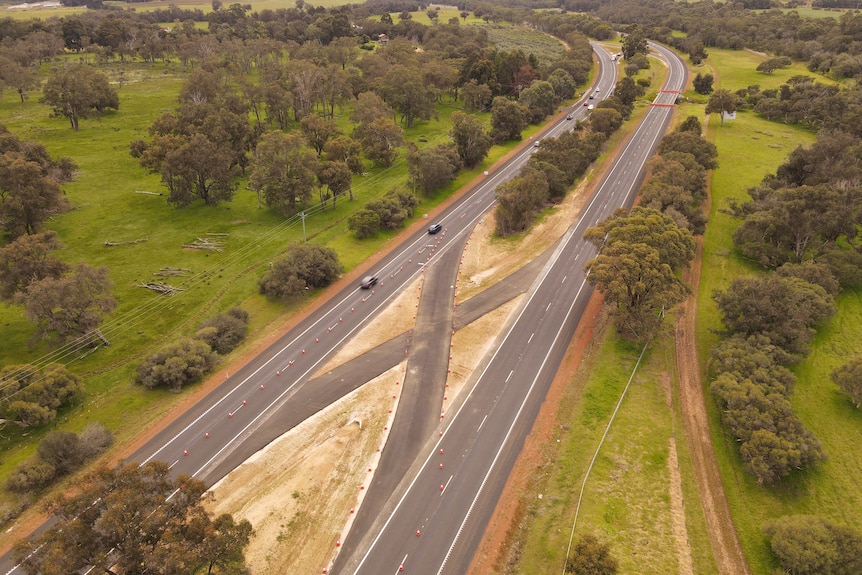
[
  {"left": 701, "top": 46, "right": 836, "bottom": 92},
  {"left": 696, "top": 49, "right": 862, "bottom": 573},
  {"left": 757, "top": 6, "right": 845, "bottom": 19},
  {"left": 481, "top": 23, "right": 568, "bottom": 63}
]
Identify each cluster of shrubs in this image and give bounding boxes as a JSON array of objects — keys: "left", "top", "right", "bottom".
[
  {"left": 0, "top": 364, "right": 80, "bottom": 428},
  {"left": 258, "top": 244, "right": 343, "bottom": 298},
  {"left": 136, "top": 307, "right": 249, "bottom": 392},
  {"left": 6, "top": 423, "right": 113, "bottom": 493},
  {"left": 765, "top": 515, "right": 862, "bottom": 575},
  {"left": 348, "top": 188, "right": 420, "bottom": 239},
  {"left": 712, "top": 260, "right": 837, "bottom": 485},
  {"left": 709, "top": 330, "right": 827, "bottom": 485}
]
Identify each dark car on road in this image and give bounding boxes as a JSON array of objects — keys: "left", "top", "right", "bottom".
[
  {"left": 360, "top": 276, "right": 378, "bottom": 289},
  {"left": 428, "top": 223, "right": 442, "bottom": 234}
]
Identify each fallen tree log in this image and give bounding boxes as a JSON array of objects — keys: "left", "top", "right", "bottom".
[
  {"left": 153, "top": 267, "right": 192, "bottom": 277},
  {"left": 104, "top": 238, "right": 148, "bottom": 247},
  {"left": 138, "top": 282, "right": 185, "bottom": 295}
]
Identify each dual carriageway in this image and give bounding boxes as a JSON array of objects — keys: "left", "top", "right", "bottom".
[{"left": 1, "top": 41, "right": 687, "bottom": 575}]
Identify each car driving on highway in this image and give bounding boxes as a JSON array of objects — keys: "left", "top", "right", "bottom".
[{"left": 360, "top": 276, "right": 377, "bottom": 289}]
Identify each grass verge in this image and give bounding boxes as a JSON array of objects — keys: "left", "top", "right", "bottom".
[{"left": 506, "top": 313, "right": 715, "bottom": 575}]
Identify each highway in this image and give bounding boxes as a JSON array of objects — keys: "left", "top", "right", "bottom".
[
  {"left": 335, "top": 42, "right": 687, "bottom": 575},
  {"left": 122, "top": 46, "right": 618, "bottom": 489},
  {"left": 0, "top": 42, "right": 623, "bottom": 575},
  {"left": 1, "top": 41, "right": 688, "bottom": 575}
]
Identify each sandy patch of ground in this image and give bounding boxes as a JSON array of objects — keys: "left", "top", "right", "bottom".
[
  {"left": 204, "top": 290, "right": 521, "bottom": 575},
  {"left": 316, "top": 276, "right": 423, "bottom": 375},
  {"left": 458, "top": 180, "right": 592, "bottom": 300},
  {"left": 206, "top": 364, "right": 403, "bottom": 574}
]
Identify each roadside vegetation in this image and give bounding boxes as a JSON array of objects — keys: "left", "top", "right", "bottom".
[
  {"left": 0, "top": 0, "right": 613, "bottom": 563},
  {"left": 498, "top": 316, "right": 715, "bottom": 575}
]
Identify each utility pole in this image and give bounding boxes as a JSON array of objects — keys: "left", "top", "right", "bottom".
[{"left": 300, "top": 211, "right": 307, "bottom": 242}]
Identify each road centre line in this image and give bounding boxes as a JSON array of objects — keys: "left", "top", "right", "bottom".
[{"left": 441, "top": 475, "right": 454, "bottom": 495}]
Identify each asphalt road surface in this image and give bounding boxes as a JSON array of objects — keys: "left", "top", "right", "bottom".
[{"left": 335, "top": 42, "right": 687, "bottom": 575}]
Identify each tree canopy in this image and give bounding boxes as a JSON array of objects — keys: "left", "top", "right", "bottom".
[
  {"left": 450, "top": 111, "right": 492, "bottom": 169},
  {"left": 250, "top": 130, "right": 319, "bottom": 215},
  {"left": 0, "top": 151, "right": 69, "bottom": 237},
  {"left": 0, "top": 231, "right": 69, "bottom": 300},
  {"left": 13, "top": 462, "right": 252, "bottom": 575},
  {"left": 705, "top": 88, "right": 738, "bottom": 125},
  {"left": 41, "top": 64, "right": 118, "bottom": 130},
  {"left": 714, "top": 274, "right": 835, "bottom": 358},
  {"left": 764, "top": 515, "right": 862, "bottom": 575},
  {"left": 490, "top": 96, "right": 529, "bottom": 143},
  {"left": 831, "top": 357, "right": 862, "bottom": 409},
  {"left": 161, "top": 133, "right": 238, "bottom": 207},
  {"left": 22, "top": 263, "right": 117, "bottom": 344},
  {"left": 584, "top": 207, "right": 695, "bottom": 341},
  {"left": 621, "top": 24, "right": 648, "bottom": 59},
  {"left": 408, "top": 143, "right": 461, "bottom": 195},
  {"left": 495, "top": 167, "right": 549, "bottom": 237}
]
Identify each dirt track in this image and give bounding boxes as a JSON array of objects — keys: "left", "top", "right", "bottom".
[{"left": 674, "top": 238, "right": 751, "bottom": 575}]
